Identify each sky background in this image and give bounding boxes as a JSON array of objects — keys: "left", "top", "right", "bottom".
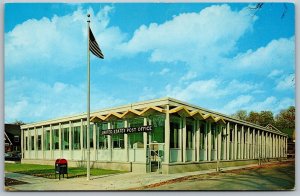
[{"left": 4, "top": 2, "right": 295, "bottom": 123}]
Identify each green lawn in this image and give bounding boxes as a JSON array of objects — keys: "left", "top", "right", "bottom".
[{"left": 5, "top": 163, "right": 126, "bottom": 179}]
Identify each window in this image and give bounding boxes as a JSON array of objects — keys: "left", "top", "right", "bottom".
[
  {"left": 97, "top": 123, "right": 108, "bottom": 149},
  {"left": 14, "top": 136, "right": 19, "bottom": 142},
  {"left": 230, "top": 129, "right": 234, "bottom": 142},
  {"left": 200, "top": 123, "right": 205, "bottom": 149},
  {"left": 150, "top": 115, "right": 165, "bottom": 143},
  {"left": 112, "top": 121, "right": 124, "bottom": 149},
  {"left": 211, "top": 124, "right": 216, "bottom": 150},
  {"left": 52, "top": 129, "right": 59, "bottom": 150},
  {"left": 45, "top": 130, "right": 50, "bottom": 150},
  {"left": 31, "top": 136, "right": 34, "bottom": 150},
  {"left": 25, "top": 136, "right": 28, "bottom": 150},
  {"left": 128, "top": 118, "right": 144, "bottom": 149},
  {"left": 83, "top": 125, "right": 94, "bottom": 149},
  {"left": 62, "top": 128, "right": 69, "bottom": 150},
  {"left": 170, "top": 120, "right": 179, "bottom": 148},
  {"left": 186, "top": 121, "right": 194, "bottom": 149},
  {"left": 37, "top": 135, "right": 42, "bottom": 150},
  {"left": 72, "top": 126, "right": 81, "bottom": 150}
]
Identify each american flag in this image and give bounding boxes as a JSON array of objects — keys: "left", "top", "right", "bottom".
[{"left": 89, "top": 27, "right": 104, "bottom": 59}]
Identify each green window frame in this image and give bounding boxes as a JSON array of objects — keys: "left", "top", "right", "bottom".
[{"left": 72, "top": 126, "right": 81, "bottom": 150}]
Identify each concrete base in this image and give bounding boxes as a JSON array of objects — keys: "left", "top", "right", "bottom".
[
  {"left": 21, "top": 158, "right": 287, "bottom": 174},
  {"left": 162, "top": 159, "right": 284, "bottom": 174}
]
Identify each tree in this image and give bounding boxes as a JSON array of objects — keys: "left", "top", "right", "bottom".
[
  {"left": 247, "top": 111, "right": 261, "bottom": 125},
  {"left": 259, "top": 111, "right": 275, "bottom": 127},
  {"left": 275, "top": 106, "right": 295, "bottom": 138},
  {"left": 231, "top": 110, "right": 248, "bottom": 121},
  {"left": 12, "top": 120, "right": 25, "bottom": 125}
]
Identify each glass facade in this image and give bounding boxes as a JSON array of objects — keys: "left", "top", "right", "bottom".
[
  {"left": 128, "top": 117, "right": 144, "bottom": 149},
  {"left": 37, "top": 135, "right": 42, "bottom": 150},
  {"left": 52, "top": 129, "right": 59, "bottom": 150},
  {"left": 149, "top": 115, "right": 165, "bottom": 143},
  {"left": 170, "top": 116, "right": 180, "bottom": 148},
  {"left": 45, "top": 130, "right": 50, "bottom": 150},
  {"left": 97, "top": 122, "right": 108, "bottom": 149},
  {"left": 62, "top": 128, "right": 69, "bottom": 150},
  {"left": 72, "top": 126, "right": 81, "bottom": 150},
  {"left": 186, "top": 120, "right": 194, "bottom": 149},
  {"left": 112, "top": 121, "right": 124, "bottom": 149}
]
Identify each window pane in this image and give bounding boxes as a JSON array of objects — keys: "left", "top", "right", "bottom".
[
  {"left": 37, "top": 135, "right": 42, "bottom": 150},
  {"left": 52, "top": 129, "right": 59, "bottom": 150},
  {"left": 186, "top": 121, "right": 194, "bottom": 149},
  {"left": 200, "top": 123, "right": 205, "bottom": 149},
  {"left": 45, "top": 130, "right": 50, "bottom": 150},
  {"left": 97, "top": 123, "right": 108, "bottom": 149},
  {"left": 72, "top": 126, "right": 81, "bottom": 150},
  {"left": 62, "top": 128, "right": 69, "bottom": 150},
  {"left": 25, "top": 136, "right": 28, "bottom": 150},
  {"left": 31, "top": 136, "right": 34, "bottom": 150},
  {"left": 129, "top": 118, "right": 144, "bottom": 148},
  {"left": 170, "top": 116, "right": 180, "bottom": 148}
]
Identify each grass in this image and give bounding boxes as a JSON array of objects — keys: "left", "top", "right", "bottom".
[{"left": 5, "top": 163, "right": 127, "bottom": 179}]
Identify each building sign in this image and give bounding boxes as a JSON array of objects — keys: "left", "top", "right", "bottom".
[{"left": 101, "top": 125, "right": 152, "bottom": 135}]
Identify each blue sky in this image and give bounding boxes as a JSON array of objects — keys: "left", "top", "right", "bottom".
[{"left": 4, "top": 3, "right": 295, "bottom": 123}]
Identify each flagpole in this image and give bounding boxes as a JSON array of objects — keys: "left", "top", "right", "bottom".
[{"left": 87, "top": 14, "right": 91, "bottom": 181}]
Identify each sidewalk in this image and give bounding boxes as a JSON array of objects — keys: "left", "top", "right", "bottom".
[{"left": 5, "top": 163, "right": 265, "bottom": 191}]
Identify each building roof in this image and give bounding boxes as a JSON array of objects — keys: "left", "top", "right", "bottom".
[{"left": 20, "top": 97, "right": 287, "bottom": 136}]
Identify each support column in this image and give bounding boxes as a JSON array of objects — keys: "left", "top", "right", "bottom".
[
  {"left": 213, "top": 125, "right": 218, "bottom": 160},
  {"left": 50, "top": 124, "right": 53, "bottom": 159},
  {"left": 237, "top": 126, "right": 240, "bottom": 159},
  {"left": 234, "top": 124, "right": 238, "bottom": 160},
  {"left": 265, "top": 132, "right": 268, "bottom": 158},
  {"left": 241, "top": 126, "right": 244, "bottom": 159},
  {"left": 179, "top": 118, "right": 183, "bottom": 162},
  {"left": 193, "top": 120, "right": 197, "bottom": 161},
  {"left": 108, "top": 122, "right": 112, "bottom": 161},
  {"left": 252, "top": 129, "right": 255, "bottom": 159},
  {"left": 246, "top": 127, "right": 250, "bottom": 159},
  {"left": 124, "top": 120, "right": 129, "bottom": 162},
  {"left": 93, "top": 124, "right": 97, "bottom": 160},
  {"left": 258, "top": 130, "right": 261, "bottom": 158},
  {"left": 59, "top": 123, "right": 62, "bottom": 158},
  {"left": 182, "top": 117, "right": 187, "bottom": 162},
  {"left": 196, "top": 120, "right": 200, "bottom": 162},
  {"left": 217, "top": 125, "right": 222, "bottom": 160},
  {"left": 143, "top": 117, "right": 148, "bottom": 163},
  {"left": 80, "top": 119, "right": 84, "bottom": 159},
  {"left": 34, "top": 127, "right": 37, "bottom": 159},
  {"left": 207, "top": 122, "right": 212, "bottom": 161},
  {"left": 204, "top": 122, "right": 208, "bottom": 161},
  {"left": 221, "top": 125, "right": 226, "bottom": 160},
  {"left": 42, "top": 126, "right": 44, "bottom": 160},
  {"left": 69, "top": 121, "right": 72, "bottom": 160},
  {"left": 226, "top": 122, "right": 230, "bottom": 160},
  {"left": 21, "top": 129, "right": 24, "bottom": 159},
  {"left": 285, "top": 137, "right": 288, "bottom": 157},
  {"left": 164, "top": 105, "right": 170, "bottom": 164}
]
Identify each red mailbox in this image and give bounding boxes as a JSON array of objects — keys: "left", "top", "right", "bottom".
[{"left": 55, "top": 158, "right": 68, "bottom": 180}]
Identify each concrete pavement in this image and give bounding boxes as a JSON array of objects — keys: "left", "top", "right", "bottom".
[{"left": 5, "top": 163, "right": 265, "bottom": 191}]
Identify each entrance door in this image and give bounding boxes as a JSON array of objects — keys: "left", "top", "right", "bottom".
[{"left": 146, "top": 143, "right": 164, "bottom": 173}]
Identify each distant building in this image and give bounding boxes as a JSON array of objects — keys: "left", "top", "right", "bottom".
[
  {"left": 21, "top": 97, "right": 288, "bottom": 174},
  {"left": 5, "top": 124, "right": 21, "bottom": 152}
]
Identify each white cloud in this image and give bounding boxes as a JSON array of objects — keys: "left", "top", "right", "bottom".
[
  {"left": 120, "top": 4, "right": 256, "bottom": 70},
  {"left": 5, "top": 6, "right": 126, "bottom": 69},
  {"left": 159, "top": 68, "right": 170, "bottom": 75},
  {"left": 229, "top": 37, "right": 295, "bottom": 73},
  {"left": 180, "top": 71, "right": 197, "bottom": 82},
  {"left": 268, "top": 69, "right": 283, "bottom": 78},
  {"left": 221, "top": 95, "right": 253, "bottom": 113},
  {"left": 5, "top": 77, "right": 124, "bottom": 123},
  {"left": 275, "top": 74, "right": 295, "bottom": 90}
]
